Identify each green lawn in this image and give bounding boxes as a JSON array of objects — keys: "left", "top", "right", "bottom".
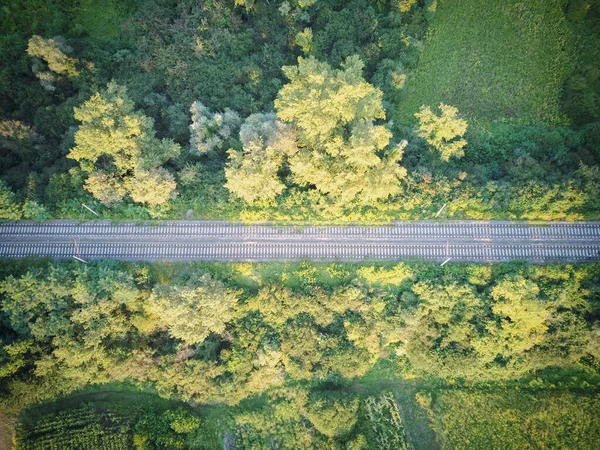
[
  {"left": 397, "top": 0, "right": 573, "bottom": 126},
  {"left": 430, "top": 389, "right": 600, "bottom": 449},
  {"left": 71, "top": 0, "right": 137, "bottom": 40}
]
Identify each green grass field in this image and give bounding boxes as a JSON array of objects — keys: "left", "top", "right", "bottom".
[
  {"left": 431, "top": 389, "right": 600, "bottom": 449},
  {"left": 397, "top": 0, "right": 573, "bottom": 126},
  {"left": 71, "top": 0, "right": 137, "bottom": 40}
]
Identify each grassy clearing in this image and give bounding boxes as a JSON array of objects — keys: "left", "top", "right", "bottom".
[
  {"left": 71, "top": 0, "right": 137, "bottom": 40},
  {"left": 397, "top": 0, "right": 572, "bottom": 126},
  {"left": 430, "top": 389, "right": 600, "bottom": 449}
]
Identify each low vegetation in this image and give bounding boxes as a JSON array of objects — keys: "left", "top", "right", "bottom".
[
  {"left": 397, "top": 0, "right": 573, "bottom": 126},
  {"left": 429, "top": 389, "right": 600, "bottom": 449}
]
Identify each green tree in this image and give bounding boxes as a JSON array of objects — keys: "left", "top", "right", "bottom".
[
  {"left": 68, "top": 83, "right": 180, "bottom": 206},
  {"left": 415, "top": 103, "right": 468, "bottom": 161},
  {"left": 224, "top": 113, "right": 296, "bottom": 203},
  {"left": 21, "top": 200, "right": 51, "bottom": 221},
  {"left": 275, "top": 55, "right": 407, "bottom": 204},
  {"left": 189, "top": 101, "right": 240, "bottom": 155},
  {"left": 165, "top": 408, "right": 201, "bottom": 434},
  {"left": 84, "top": 171, "right": 127, "bottom": 206},
  {"left": 0, "top": 265, "right": 145, "bottom": 388},
  {"left": 280, "top": 321, "right": 324, "bottom": 380},
  {"left": 148, "top": 275, "right": 239, "bottom": 345},
  {"left": 396, "top": 0, "right": 418, "bottom": 12},
  {"left": 26, "top": 35, "right": 79, "bottom": 91},
  {"left": 403, "top": 276, "right": 591, "bottom": 380},
  {"left": 247, "top": 285, "right": 364, "bottom": 330},
  {"left": 126, "top": 168, "right": 177, "bottom": 207},
  {"left": 401, "top": 282, "right": 483, "bottom": 379},
  {"left": 480, "top": 276, "right": 550, "bottom": 360},
  {"left": 0, "top": 180, "right": 22, "bottom": 219},
  {"left": 0, "top": 339, "right": 37, "bottom": 378},
  {"left": 295, "top": 28, "right": 313, "bottom": 55},
  {"left": 305, "top": 391, "right": 360, "bottom": 439}
]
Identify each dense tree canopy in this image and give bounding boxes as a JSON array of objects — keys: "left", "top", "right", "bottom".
[
  {"left": 0, "top": 260, "right": 597, "bottom": 413},
  {"left": 148, "top": 275, "right": 239, "bottom": 346},
  {"left": 415, "top": 103, "right": 468, "bottom": 161},
  {"left": 402, "top": 272, "right": 591, "bottom": 380},
  {"left": 224, "top": 113, "right": 297, "bottom": 203},
  {"left": 68, "top": 83, "right": 180, "bottom": 206},
  {"left": 26, "top": 35, "right": 79, "bottom": 91},
  {"left": 305, "top": 391, "right": 360, "bottom": 438},
  {"left": 272, "top": 55, "right": 407, "bottom": 204},
  {"left": 2, "top": 0, "right": 600, "bottom": 447}
]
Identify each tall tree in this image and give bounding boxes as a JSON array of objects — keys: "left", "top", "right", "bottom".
[
  {"left": 415, "top": 103, "right": 468, "bottom": 161},
  {"left": 0, "top": 180, "right": 22, "bottom": 219},
  {"left": 305, "top": 391, "right": 360, "bottom": 439},
  {"left": 26, "top": 35, "right": 79, "bottom": 91},
  {"left": 273, "top": 55, "right": 407, "bottom": 205},
  {"left": 148, "top": 275, "right": 239, "bottom": 346},
  {"left": 189, "top": 101, "right": 240, "bottom": 155},
  {"left": 224, "top": 113, "right": 296, "bottom": 203},
  {"left": 402, "top": 277, "right": 590, "bottom": 380},
  {"left": 68, "top": 83, "right": 180, "bottom": 206}
]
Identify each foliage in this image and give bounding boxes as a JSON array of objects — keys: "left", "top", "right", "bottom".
[
  {"left": 148, "top": 274, "right": 239, "bottom": 346},
  {"left": 21, "top": 200, "right": 51, "bottom": 221},
  {"left": 0, "top": 260, "right": 598, "bottom": 413},
  {"left": 0, "top": 179, "right": 22, "bottom": 219},
  {"left": 357, "top": 264, "right": 413, "bottom": 287},
  {"left": 275, "top": 55, "right": 407, "bottom": 205},
  {"left": 295, "top": 28, "right": 313, "bottom": 55},
  {"left": 134, "top": 407, "right": 200, "bottom": 449},
  {"left": 397, "top": 0, "right": 573, "bottom": 125},
  {"left": 401, "top": 271, "right": 592, "bottom": 380},
  {"left": 26, "top": 35, "right": 79, "bottom": 91},
  {"left": 189, "top": 101, "right": 241, "bottom": 156},
  {"left": 224, "top": 113, "right": 296, "bottom": 203},
  {"left": 415, "top": 103, "right": 468, "bottom": 161},
  {"left": 306, "top": 391, "right": 361, "bottom": 439},
  {"left": 68, "top": 83, "right": 180, "bottom": 206},
  {"left": 396, "top": 0, "right": 418, "bottom": 13},
  {"left": 0, "top": 0, "right": 598, "bottom": 223},
  {"left": 432, "top": 389, "right": 600, "bottom": 449},
  {"left": 0, "top": 260, "right": 599, "bottom": 448}
]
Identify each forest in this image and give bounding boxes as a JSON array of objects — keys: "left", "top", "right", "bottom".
[
  {"left": 0, "top": 0, "right": 599, "bottom": 222},
  {"left": 1, "top": 259, "right": 600, "bottom": 448},
  {"left": 1, "top": 0, "right": 600, "bottom": 448}
]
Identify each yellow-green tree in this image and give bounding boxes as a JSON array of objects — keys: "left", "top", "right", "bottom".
[
  {"left": 68, "top": 83, "right": 180, "bottom": 207},
  {"left": 26, "top": 35, "right": 79, "bottom": 91},
  {"left": 0, "top": 180, "right": 22, "bottom": 219},
  {"left": 224, "top": 113, "right": 296, "bottom": 203},
  {"left": 126, "top": 168, "right": 177, "bottom": 207},
  {"left": 403, "top": 276, "right": 590, "bottom": 380},
  {"left": 481, "top": 276, "right": 550, "bottom": 359},
  {"left": 148, "top": 275, "right": 239, "bottom": 346},
  {"left": 305, "top": 391, "right": 360, "bottom": 439},
  {"left": 396, "top": 0, "right": 418, "bottom": 12},
  {"left": 275, "top": 55, "right": 407, "bottom": 205},
  {"left": 415, "top": 103, "right": 468, "bottom": 161}
]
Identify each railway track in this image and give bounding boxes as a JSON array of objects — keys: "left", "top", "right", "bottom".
[{"left": 1, "top": 221, "right": 599, "bottom": 263}]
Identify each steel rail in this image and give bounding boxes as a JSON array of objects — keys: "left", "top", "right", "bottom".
[{"left": 1, "top": 221, "right": 600, "bottom": 263}]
